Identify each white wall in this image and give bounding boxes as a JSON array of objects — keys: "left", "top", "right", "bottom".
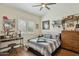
[
  {"left": 41, "top": 3, "right": 79, "bottom": 35},
  {"left": 41, "top": 18, "right": 63, "bottom": 35},
  {"left": 0, "top": 4, "right": 42, "bottom": 36},
  {"left": 0, "top": 5, "right": 42, "bottom": 52}
]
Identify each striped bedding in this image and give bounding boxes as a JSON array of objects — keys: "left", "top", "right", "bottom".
[{"left": 27, "top": 37, "right": 61, "bottom": 56}]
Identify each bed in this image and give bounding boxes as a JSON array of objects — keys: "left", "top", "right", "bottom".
[{"left": 27, "top": 36, "right": 61, "bottom": 56}]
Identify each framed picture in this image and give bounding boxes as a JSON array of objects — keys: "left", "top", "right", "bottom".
[
  {"left": 42, "top": 21, "right": 50, "bottom": 30},
  {"left": 76, "top": 24, "right": 79, "bottom": 28},
  {"left": 3, "top": 18, "right": 15, "bottom": 32},
  {"left": 76, "top": 24, "right": 79, "bottom": 31},
  {"left": 36, "top": 24, "right": 39, "bottom": 29}
]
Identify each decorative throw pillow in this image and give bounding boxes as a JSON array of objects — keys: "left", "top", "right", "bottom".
[
  {"left": 29, "top": 38, "right": 38, "bottom": 42},
  {"left": 52, "top": 34, "right": 60, "bottom": 39},
  {"left": 43, "top": 34, "right": 52, "bottom": 39},
  {"left": 37, "top": 37, "right": 46, "bottom": 42}
]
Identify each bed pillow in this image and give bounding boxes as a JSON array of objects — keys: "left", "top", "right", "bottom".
[
  {"left": 29, "top": 38, "right": 38, "bottom": 42},
  {"left": 37, "top": 38, "right": 46, "bottom": 42},
  {"left": 52, "top": 34, "right": 60, "bottom": 39},
  {"left": 43, "top": 34, "right": 52, "bottom": 39}
]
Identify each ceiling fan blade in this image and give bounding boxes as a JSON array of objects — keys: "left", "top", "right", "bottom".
[
  {"left": 46, "top": 6, "right": 50, "bottom": 10},
  {"left": 40, "top": 7, "right": 43, "bottom": 11},
  {"left": 32, "top": 5, "right": 41, "bottom": 7},
  {"left": 46, "top": 3, "right": 56, "bottom": 5}
]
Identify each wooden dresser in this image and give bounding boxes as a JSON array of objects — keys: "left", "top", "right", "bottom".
[
  {"left": 61, "top": 31, "right": 79, "bottom": 53},
  {"left": 56, "top": 31, "right": 79, "bottom": 56}
]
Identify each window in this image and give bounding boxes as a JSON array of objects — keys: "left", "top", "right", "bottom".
[
  {"left": 27, "top": 21, "right": 35, "bottom": 32},
  {"left": 18, "top": 19, "right": 36, "bottom": 33},
  {"left": 18, "top": 19, "right": 27, "bottom": 33}
]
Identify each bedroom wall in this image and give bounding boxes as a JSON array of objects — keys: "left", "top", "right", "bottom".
[
  {"left": 0, "top": 5, "right": 42, "bottom": 52},
  {"left": 0, "top": 4, "right": 42, "bottom": 37},
  {"left": 41, "top": 3, "right": 79, "bottom": 35},
  {"left": 41, "top": 15, "right": 63, "bottom": 35}
]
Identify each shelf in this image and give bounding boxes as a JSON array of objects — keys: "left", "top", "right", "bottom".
[{"left": 0, "top": 37, "right": 23, "bottom": 42}]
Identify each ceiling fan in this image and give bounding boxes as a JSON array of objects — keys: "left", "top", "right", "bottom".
[{"left": 32, "top": 3, "right": 56, "bottom": 11}]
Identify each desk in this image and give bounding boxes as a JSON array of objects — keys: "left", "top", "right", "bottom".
[{"left": 0, "top": 37, "right": 23, "bottom": 52}]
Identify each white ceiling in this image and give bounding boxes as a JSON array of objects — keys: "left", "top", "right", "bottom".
[
  {"left": 46, "top": 3, "right": 79, "bottom": 19},
  {"left": 1, "top": 3, "right": 79, "bottom": 18},
  {"left": 2, "top": 3, "right": 47, "bottom": 16}
]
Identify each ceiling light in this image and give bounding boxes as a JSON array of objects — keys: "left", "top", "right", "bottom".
[{"left": 42, "top": 4, "right": 46, "bottom": 7}]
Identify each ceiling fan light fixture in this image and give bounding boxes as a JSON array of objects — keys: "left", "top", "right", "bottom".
[
  {"left": 42, "top": 4, "right": 46, "bottom": 8},
  {"left": 33, "top": 3, "right": 56, "bottom": 11}
]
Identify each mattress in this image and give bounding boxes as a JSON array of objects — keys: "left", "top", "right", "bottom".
[{"left": 27, "top": 38, "right": 61, "bottom": 56}]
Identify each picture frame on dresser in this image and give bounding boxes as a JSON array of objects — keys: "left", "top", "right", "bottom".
[{"left": 76, "top": 24, "right": 79, "bottom": 31}]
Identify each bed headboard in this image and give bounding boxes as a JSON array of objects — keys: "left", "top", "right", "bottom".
[{"left": 61, "top": 31, "right": 79, "bottom": 53}]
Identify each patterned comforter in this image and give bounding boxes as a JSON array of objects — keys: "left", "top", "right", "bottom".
[{"left": 27, "top": 37, "right": 61, "bottom": 56}]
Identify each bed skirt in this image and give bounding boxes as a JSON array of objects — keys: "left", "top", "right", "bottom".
[{"left": 28, "top": 45, "right": 61, "bottom": 56}]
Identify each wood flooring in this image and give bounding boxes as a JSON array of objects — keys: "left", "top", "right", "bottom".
[
  {"left": 0, "top": 47, "right": 36, "bottom": 56},
  {"left": 55, "top": 49, "right": 79, "bottom": 56}
]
